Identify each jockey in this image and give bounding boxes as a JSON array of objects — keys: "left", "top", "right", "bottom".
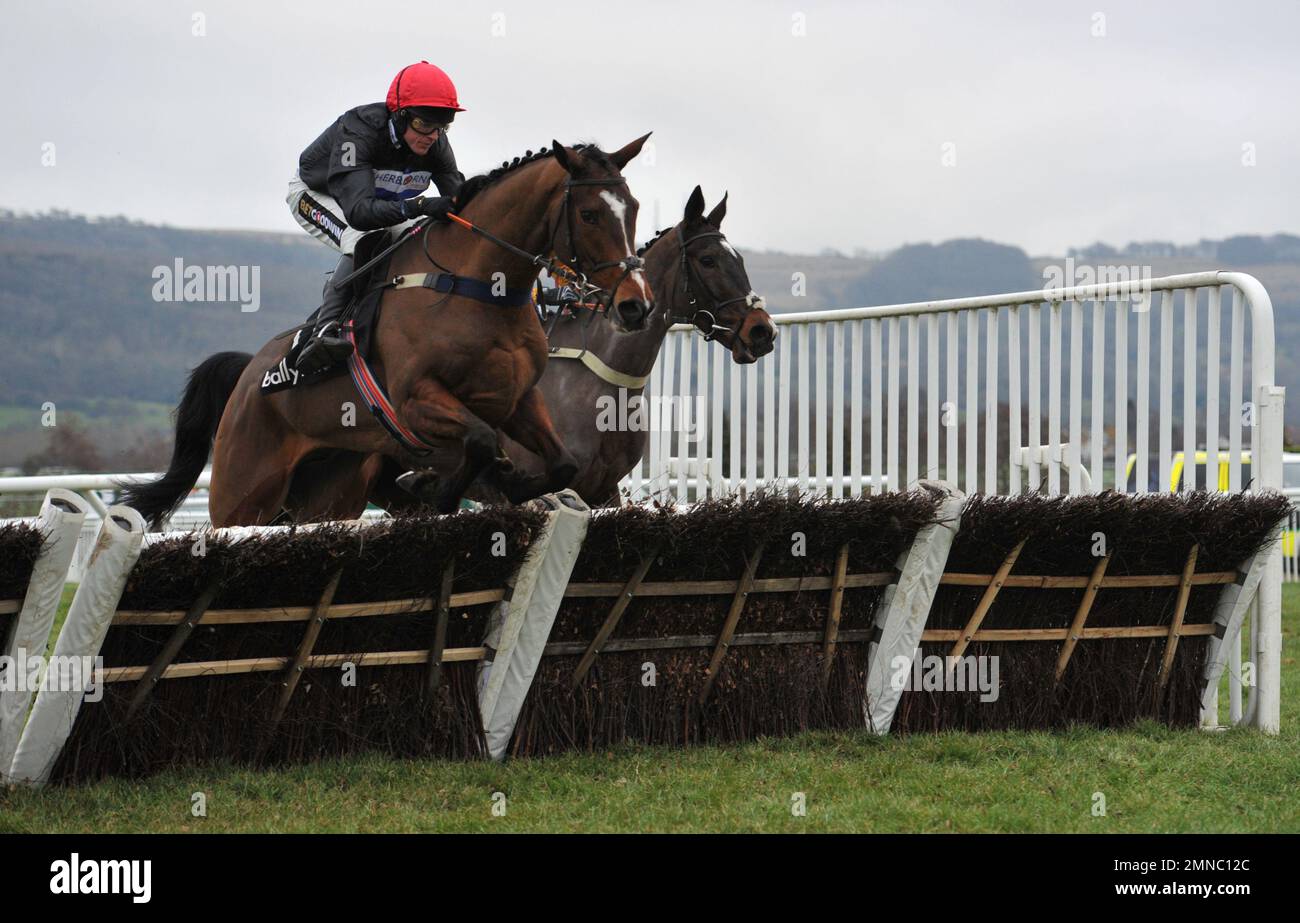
[{"left": 286, "top": 61, "right": 466, "bottom": 375}]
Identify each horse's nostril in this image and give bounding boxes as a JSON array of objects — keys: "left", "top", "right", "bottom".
[
  {"left": 617, "top": 299, "right": 648, "bottom": 325},
  {"left": 752, "top": 324, "right": 774, "bottom": 345}
]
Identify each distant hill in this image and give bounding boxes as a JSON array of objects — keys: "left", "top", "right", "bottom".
[
  {"left": 846, "top": 238, "right": 1038, "bottom": 305},
  {"left": 0, "top": 211, "right": 334, "bottom": 409},
  {"left": 2, "top": 210, "right": 1298, "bottom": 469}
]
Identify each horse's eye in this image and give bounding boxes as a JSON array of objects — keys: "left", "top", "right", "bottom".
[
  {"left": 580, "top": 209, "right": 598, "bottom": 225},
  {"left": 700, "top": 256, "right": 716, "bottom": 267}
]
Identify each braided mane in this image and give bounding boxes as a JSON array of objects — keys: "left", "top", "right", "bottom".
[
  {"left": 636, "top": 225, "right": 678, "bottom": 257},
  {"left": 455, "top": 143, "right": 615, "bottom": 209}
]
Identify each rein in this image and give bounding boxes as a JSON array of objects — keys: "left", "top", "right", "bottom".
[
  {"left": 425, "top": 175, "right": 644, "bottom": 311},
  {"left": 345, "top": 174, "right": 645, "bottom": 312}
]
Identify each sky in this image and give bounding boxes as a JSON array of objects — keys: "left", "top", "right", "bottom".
[{"left": 2, "top": 0, "right": 1297, "bottom": 256}]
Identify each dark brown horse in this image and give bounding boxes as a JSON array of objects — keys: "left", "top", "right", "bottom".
[
  {"left": 386, "top": 186, "right": 775, "bottom": 509},
  {"left": 125, "top": 137, "right": 653, "bottom": 528}
]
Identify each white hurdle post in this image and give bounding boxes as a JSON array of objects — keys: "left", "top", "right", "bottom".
[
  {"left": 477, "top": 490, "right": 591, "bottom": 761},
  {"left": 863, "top": 482, "right": 964, "bottom": 734},
  {"left": 0, "top": 489, "right": 91, "bottom": 780},
  {"left": 7, "top": 505, "right": 146, "bottom": 786},
  {"left": 1200, "top": 546, "right": 1272, "bottom": 729}
]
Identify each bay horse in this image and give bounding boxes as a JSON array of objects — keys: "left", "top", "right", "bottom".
[
  {"left": 389, "top": 186, "right": 776, "bottom": 509},
  {"left": 124, "top": 136, "right": 654, "bottom": 528}
]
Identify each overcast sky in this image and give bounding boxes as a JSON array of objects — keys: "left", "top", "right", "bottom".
[{"left": 2, "top": 0, "right": 1296, "bottom": 256}]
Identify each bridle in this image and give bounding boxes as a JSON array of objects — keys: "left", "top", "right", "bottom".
[
  {"left": 672, "top": 226, "right": 755, "bottom": 341},
  {"left": 544, "top": 176, "right": 644, "bottom": 313},
  {"left": 392, "top": 172, "right": 644, "bottom": 315},
  {"left": 542, "top": 222, "right": 764, "bottom": 390}
]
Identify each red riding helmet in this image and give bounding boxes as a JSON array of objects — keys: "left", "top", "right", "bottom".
[{"left": 386, "top": 61, "right": 466, "bottom": 113}]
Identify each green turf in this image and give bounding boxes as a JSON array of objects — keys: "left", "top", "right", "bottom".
[{"left": 2, "top": 585, "right": 1296, "bottom": 833}]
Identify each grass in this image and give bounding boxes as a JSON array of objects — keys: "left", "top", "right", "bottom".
[
  {"left": 48, "top": 584, "right": 75, "bottom": 651},
  {"left": 2, "top": 586, "right": 1296, "bottom": 834}
]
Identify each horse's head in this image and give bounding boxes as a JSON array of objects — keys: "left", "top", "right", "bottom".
[
  {"left": 549, "top": 135, "right": 654, "bottom": 332},
  {"left": 649, "top": 186, "right": 775, "bottom": 363}
]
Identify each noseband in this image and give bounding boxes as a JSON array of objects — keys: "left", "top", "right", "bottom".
[{"left": 673, "top": 227, "right": 755, "bottom": 341}]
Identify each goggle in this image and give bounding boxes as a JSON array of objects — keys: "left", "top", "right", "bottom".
[{"left": 407, "top": 114, "right": 450, "bottom": 135}]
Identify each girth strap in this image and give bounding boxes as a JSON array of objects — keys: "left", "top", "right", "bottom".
[
  {"left": 343, "top": 324, "right": 435, "bottom": 456},
  {"left": 391, "top": 271, "right": 534, "bottom": 308},
  {"left": 548, "top": 346, "right": 649, "bottom": 389}
]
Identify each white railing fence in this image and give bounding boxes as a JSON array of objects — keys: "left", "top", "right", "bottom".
[
  {"left": 623, "top": 271, "right": 1279, "bottom": 502},
  {"left": 620, "top": 270, "right": 1283, "bottom": 734}
]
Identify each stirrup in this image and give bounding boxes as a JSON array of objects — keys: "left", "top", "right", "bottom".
[{"left": 295, "top": 326, "right": 354, "bottom": 375}]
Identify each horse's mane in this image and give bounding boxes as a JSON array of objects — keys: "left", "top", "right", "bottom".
[
  {"left": 455, "top": 142, "right": 616, "bottom": 209},
  {"left": 636, "top": 225, "right": 678, "bottom": 257}
]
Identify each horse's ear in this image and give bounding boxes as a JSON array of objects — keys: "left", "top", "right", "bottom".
[
  {"left": 609, "top": 132, "right": 652, "bottom": 169},
  {"left": 684, "top": 185, "right": 705, "bottom": 223},
  {"left": 706, "top": 191, "right": 728, "bottom": 228},
  {"left": 552, "top": 140, "right": 572, "bottom": 172}
]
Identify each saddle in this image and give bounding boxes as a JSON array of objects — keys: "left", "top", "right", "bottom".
[
  {"left": 259, "top": 230, "right": 393, "bottom": 395},
  {"left": 258, "top": 226, "right": 541, "bottom": 455}
]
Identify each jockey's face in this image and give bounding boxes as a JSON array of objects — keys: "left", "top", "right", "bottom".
[{"left": 403, "top": 125, "right": 439, "bottom": 156}]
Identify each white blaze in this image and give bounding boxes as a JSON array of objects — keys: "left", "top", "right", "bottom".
[{"left": 599, "top": 190, "right": 649, "bottom": 299}]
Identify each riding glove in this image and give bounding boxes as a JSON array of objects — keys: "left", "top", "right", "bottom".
[{"left": 406, "top": 195, "right": 456, "bottom": 221}]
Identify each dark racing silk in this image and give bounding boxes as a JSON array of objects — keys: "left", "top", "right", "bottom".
[{"left": 298, "top": 102, "right": 465, "bottom": 231}]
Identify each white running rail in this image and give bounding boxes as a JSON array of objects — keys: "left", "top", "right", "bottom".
[{"left": 619, "top": 270, "right": 1284, "bottom": 733}]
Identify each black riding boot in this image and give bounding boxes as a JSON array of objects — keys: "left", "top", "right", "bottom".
[{"left": 294, "top": 252, "right": 356, "bottom": 375}]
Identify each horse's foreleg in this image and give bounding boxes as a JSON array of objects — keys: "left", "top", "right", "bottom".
[
  {"left": 287, "top": 451, "right": 384, "bottom": 524},
  {"left": 490, "top": 387, "right": 578, "bottom": 503},
  {"left": 368, "top": 455, "right": 434, "bottom": 515},
  {"left": 400, "top": 378, "right": 499, "bottom": 514}
]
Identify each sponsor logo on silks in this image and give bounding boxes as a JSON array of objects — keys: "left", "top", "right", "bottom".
[
  {"left": 49, "top": 853, "right": 152, "bottom": 903},
  {"left": 298, "top": 194, "right": 345, "bottom": 245},
  {"left": 372, "top": 168, "right": 432, "bottom": 200},
  {"left": 262, "top": 355, "right": 300, "bottom": 390}
]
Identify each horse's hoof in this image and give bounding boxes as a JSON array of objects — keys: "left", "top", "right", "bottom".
[
  {"left": 397, "top": 469, "right": 441, "bottom": 504},
  {"left": 395, "top": 470, "right": 422, "bottom": 495},
  {"left": 397, "top": 469, "right": 437, "bottom": 494},
  {"left": 492, "top": 456, "right": 516, "bottom": 476}
]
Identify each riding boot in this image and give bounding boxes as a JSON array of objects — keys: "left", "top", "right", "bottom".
[{"left": 294, "top": 252, "right": 356, "bottom": 375}]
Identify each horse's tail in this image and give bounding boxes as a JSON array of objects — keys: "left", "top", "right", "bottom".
[{"left": 119, "top": 351, "right": 253, "bottom": 528}]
